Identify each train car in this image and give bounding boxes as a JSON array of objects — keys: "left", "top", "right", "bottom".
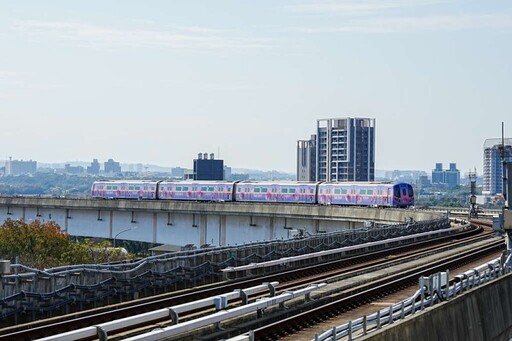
[
  {"left": 235, "top": 181, "right": 318, "bottom": 204},
  {"left": 394, "top": 182, "right": 414, "bottom": 207},
  {"left": 317, "top": 182, "right": 414, "bottom": 207},
  {"left": 91, "top": 180, "right": 160, "bottom": 199},
  {"left": 157, "top": 181, "right": 237, "bottom": 201}
]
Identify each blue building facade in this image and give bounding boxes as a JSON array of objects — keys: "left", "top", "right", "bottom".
[
  {"left": 193, "top": 153, "right": 224, "bottom": 180},
  {"left": 483, "top": 138, "right": 512, "bottom": 195}
]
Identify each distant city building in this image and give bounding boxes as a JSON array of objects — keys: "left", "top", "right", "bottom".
[
  {"left": 4, "top": 157, "right": 37, "bottom": 176},
  {"left": 223, "top": 166, "right": 232, "bottom": 180},
  {"left": 445, "top": 163, "right": 460, "bottom": 188},
  {"left": 171, "top": 167, "right": 187, "bottom": 178},
  {"left": 297, "top": 117, "right": 375, "bottom": 182},
  {"left": 183, "top": 169, "right": 194, "bottom": 180},
  {"left": 483, "top": 138, "right": 512, "bottom": 195},
  {"left": 230, "top": 173, "right": 250, "bottom": 181},
  {"left": 431, "top": 163, "right": 444, "bottom": 184},
  {"left": 193, "top": 153, "right": 224, "bottom": 180},
  {"left": 104, "top": 158, "right": 121, "bottom": 174},
  {"left": 384, "top": 169, "right": 427, "bottom": 183},
  {"left": 87, "top": 159, "right": 100, "bottom": 175},
  {"left": 418, "top": 175, "right": 431, "bottom": 187},
  {"left": 431, "top": 163, "right": 460, "bottom": 188},
  {"left": 64, "top": 164, "right": 84, "bottom": 174}
]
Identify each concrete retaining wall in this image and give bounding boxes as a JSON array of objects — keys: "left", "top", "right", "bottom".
[{"left": 361, "top": 273, "right": 512, "bottom": 341}]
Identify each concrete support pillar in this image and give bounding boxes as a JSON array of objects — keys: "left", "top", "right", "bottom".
[
  {"left": 109, "top": 211, "right": 114, "bottom": 239},
  {"left": 269, "top": 217, "right": 274, "bottom": 240},
  {"left": 22, "top": 207, "right": 26, "bottom": 221},
  {"left": 199, "top": 215, "right": 207, "bottom": 246},
  {"left": 152, "top": 213, "right": 157, "bottom": 243},
  {"left": 315, "top": 219, "right": 320, "bottom": 233},
  {"left": 219, "top": 215, "right": 226, "bottom": 246},
  {"left": 64, "top": 209, "right": 70, "bottom": 232}
]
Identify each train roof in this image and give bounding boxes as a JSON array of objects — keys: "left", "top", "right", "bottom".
[
  {"left": 159, "top": 180, "right": 237, "bottom": 184},
  {"left": 319, "top": 181, "right": 411, "bottom": 186},
  {"left": 237, "top": 181, "right": 318, "bottom": 186},
  {"left": 92, "top": 180, "right": 160, "bottom": 183}
]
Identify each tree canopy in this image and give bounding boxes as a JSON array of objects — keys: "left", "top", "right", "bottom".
[{"left": 0, "top": 219, "right": 129, "bottom": 269}]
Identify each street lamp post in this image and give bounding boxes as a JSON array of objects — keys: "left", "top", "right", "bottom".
[{"left": 113, "top": 226, "right": 137, "bottom": 248}]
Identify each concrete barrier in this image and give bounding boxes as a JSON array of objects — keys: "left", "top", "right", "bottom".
[{"left": 360, "top": 273, "right": 512, "bottom": 341}]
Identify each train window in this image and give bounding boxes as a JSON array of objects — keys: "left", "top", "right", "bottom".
[
  {"left": 272, "top": 188, "right": 276, "bottom": 193},
  {"left": 176, "top": 186, "right": 182, "bottom": 191},
  {"left": 402, "top": 188, "right": 406, "bottom": 196},
  {"left": 129, "top": 186, "right": 134, "bottom": 190},
  {"left": 228, "top": 187, "right": 232, "bottom": 191},
  {"left": 113, "top": 186, "right": 118, "bottom": 190},
  {"left": 367, "top": 190, "right": 373, "bottom": 195},
  {"left": 262, "top": 188, "right": 268, "bottom": 193},
  {"left": 255, "top": 188, "right": 261, "bottom": 193},
  {"left": 135, "top": 186, "right": 140, "bottom": 190},
  {"left": 282, "top": 188, "right": 288, "bottom": 194},
  {"left": 341, "top": 189, "right": 347, "bottom": 194},
  {"left": 360, "top": 189, "right": 366, "bottom": 195},
  {"left": 201, "top": 186, "right": 207, "bottom": 191},
  {"left": 394, "top": 187, "right": 400, "bottom": 197},
  {"left": 237, "top": 188, "right": 241, "bottom": 192},
  {"left": 335, "top": 189, "right": 341, "bottom": 195},
  {"left": 107, "top": 186, "right": 112, "bottom": 190},
  {"left": 208, "top": 187, "right": 214, "bottom": 191},
  {"left": 351, "top": 189, "right": 355, "bottom": 194},
  {"left": 183, "top": 186, "right": 188, "bottom": 191},
  {"left": 290, "top": 189, "right": 296, "bottom": 194}
]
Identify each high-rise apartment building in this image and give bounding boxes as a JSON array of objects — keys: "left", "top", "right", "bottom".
[
  {"left": 483, "top": 138, "right": 512, "bottom": 195},
  {"left": 4, "top": 157, "right": 37, "bottom": 176},
  {"left": 297, "top": 117, "right": 375, "bottom": 182},
  {"left": 297, "top": 135, "right": 316, "bottom": 181}
]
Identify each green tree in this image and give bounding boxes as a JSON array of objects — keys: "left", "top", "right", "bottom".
[{"left": 0, "top": 219, "right": 129, "bottom": 269}]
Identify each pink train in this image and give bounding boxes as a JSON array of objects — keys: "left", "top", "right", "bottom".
[{"left": 91, "top": 180, "right": 414, "bottom": 208}]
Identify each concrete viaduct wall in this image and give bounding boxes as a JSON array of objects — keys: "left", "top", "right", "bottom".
[
  {"left": 361, "top": 273, "right": 512, "bottom": 341},
  {"left": 0, "top": 197, "right": 442, "bottom": 247}
]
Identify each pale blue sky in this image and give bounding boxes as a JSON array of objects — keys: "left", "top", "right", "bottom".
[{"left": 1, "top": 1, "right": 511, "bottom": 174}]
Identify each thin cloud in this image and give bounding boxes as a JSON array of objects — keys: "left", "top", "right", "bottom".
[
  {"left": 287, "top": 0, "right": 444, "bottom": 16},
  {"left": 289, "top": 13, "right": 512, "bottom": 34},
  {"left": 12, "top": 20, "right": 273, "bottom": 51}
]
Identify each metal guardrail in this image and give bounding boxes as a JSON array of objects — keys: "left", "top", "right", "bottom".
[
  {"left": 0, "top": 218, "right": 450, "bottom": 322},
  {"left": 312, "top": 256, "right": 507, "bottom": 341},
  {"left": 35, "top": 282, "right": 324, "bottom": 341}
]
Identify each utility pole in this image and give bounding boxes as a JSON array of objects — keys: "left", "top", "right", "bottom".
[
  {"left": 498, "top": 122, "right": 512, "bottom": 264},
  {"left": 468, "top": 169, "right": 478, "bottom": 219}
]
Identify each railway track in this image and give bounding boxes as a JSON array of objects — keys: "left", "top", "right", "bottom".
[
  {"left": 0, "top": 223, "right": 497, "bottom": 340},
  {"left": 211, "top": 239, "right": 505, "bottom": 341}
]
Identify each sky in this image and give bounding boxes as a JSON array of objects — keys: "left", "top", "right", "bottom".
[{"left": 1, "top": 1, "right": 511, "bottom": 175}]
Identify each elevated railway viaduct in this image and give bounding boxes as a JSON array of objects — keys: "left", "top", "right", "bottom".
[{"left": 0, "top": 196, "right": 440, "bottom": 247}]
